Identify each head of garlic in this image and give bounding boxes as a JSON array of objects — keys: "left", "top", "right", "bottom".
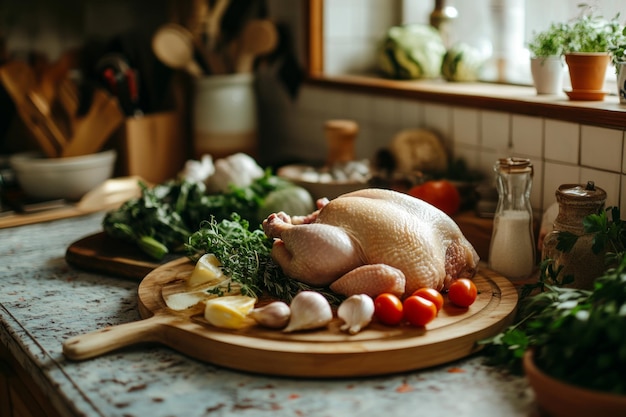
[
  {"left": 337, "top": 294, "right": 375, "bottom": 334},
  {"left": 249, "top": 301, "right": 291, "bottom": 329},
  {"left": 283, "top": 291, "right": 333, "bottom": 333}
]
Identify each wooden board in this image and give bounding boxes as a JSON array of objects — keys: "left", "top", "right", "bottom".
[
  {"left": 65, "top": 232, "right": 167, "bottom": 279},
  {"left": 62, "top": 257, "right": 518, "bottom": 378}
]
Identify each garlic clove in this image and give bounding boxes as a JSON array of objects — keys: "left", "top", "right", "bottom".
[
  {"left": 283, "top": 291, "right": 333, "bottom": 333},
  {"left": 337, "top": 294, "right": 375, "bottom": 334},
  {"left": 249, "top": 301, "right": 291, "bottom": 329}
]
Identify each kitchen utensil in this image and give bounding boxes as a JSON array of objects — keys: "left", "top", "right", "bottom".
[
  {"left": 61, "top": 88, "right": 125, "bottom": 157},
  {"left": 0, "top": 61, "right": 62, "bottom": 157},
  {"left": 201, "top": 0, "right": 231, "bottom": 74},
  {"left": 204, "top": 0, "right": 230, "bottom": 51},
  {"left": 235, "top": 19, "right": 279, "bottom": 73},
  {"left": 62, "top": 258, "right": 517, "bottom": 377},
  {"left": 0, "top": 175, "right": 142, "bottom": 229},
  {"left": 152, "top": 23, "right": 205, "bottom": 77}
]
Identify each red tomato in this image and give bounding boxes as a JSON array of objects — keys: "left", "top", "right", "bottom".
[
  {"left": 374, "top": 293, "right": 404, "bottom": 326},
  {"left": 408, "top": 180, "right": 461, "bottom": 216},
  {"left": 412, "top": 288, "right": 444, "bottom": 312},
  {"left": 403, "top": 295, "right": 438, "bottom": 327},
  {"left": 447, "top": 278, "right": 478, "bottom": 308}
]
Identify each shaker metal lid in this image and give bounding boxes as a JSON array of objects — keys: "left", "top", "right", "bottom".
[{"left": 557, "top": 181, "right": 606, "bottom": 201}]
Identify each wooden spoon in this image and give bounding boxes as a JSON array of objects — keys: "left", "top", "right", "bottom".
[
  {"left": 152, "top": 23, "right": 205, "bottom": 77},
  {"left": 235, "top": 19, "right": 278, "bottom": 73}
]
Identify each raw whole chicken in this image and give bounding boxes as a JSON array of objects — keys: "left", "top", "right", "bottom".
[{"left": 262, "top": 188, "right": 479, "bottom": 298}]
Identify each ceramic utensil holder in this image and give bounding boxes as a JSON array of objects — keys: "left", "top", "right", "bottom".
[{"left": 192, "top": 73, "right": 258, "bottom": 160}]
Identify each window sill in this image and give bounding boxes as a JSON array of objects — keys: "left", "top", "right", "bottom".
[{"left": 306, "top": 74, "right": 626, "bottom": 130}]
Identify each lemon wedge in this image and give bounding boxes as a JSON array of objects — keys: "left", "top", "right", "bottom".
[
  {"left": 204, "top": 295, "right": 257, "bottom": 329},
  {"left": 188, "top": 253, "right": 224, "bottom": 288}
]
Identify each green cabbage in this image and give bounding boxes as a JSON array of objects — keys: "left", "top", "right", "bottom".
[
  {"left": 378, "top": 24, "right": 446, "bottom": 80},
  {"left": 441, "top": 42, "right": 486, "bottom": 82}
]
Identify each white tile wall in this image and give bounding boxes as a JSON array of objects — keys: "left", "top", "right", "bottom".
[
  {"left": 290, "top": 85, "right": 626, "bottom": 214},
  {"left": 481, "top": 111, "right": 510, "bottom": 152},
  {"left": 511, "top": 115, "right": 543, "bottom": 158},
  {"left": 452, "top": 108, "right": 480, "bottom": 146},
  {"left": 580, "top": 125, "right": 623, "bottom": 172},
  {"left": 544, "top": 120, "right": 579, "bottom": 164}
]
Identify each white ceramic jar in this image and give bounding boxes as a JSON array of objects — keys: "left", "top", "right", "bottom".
[{"left": 193, "top": 73, "right": 258, "bottom": 160}]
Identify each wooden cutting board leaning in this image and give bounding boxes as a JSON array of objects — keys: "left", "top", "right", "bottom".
[{"left": 62, "top": 257, "right": 517, "bottom": 378}]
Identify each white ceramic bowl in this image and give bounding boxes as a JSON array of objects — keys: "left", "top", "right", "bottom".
[
  {"left": 10, "top": 149, "right": 117, "bottom": 201},
  {"left": 277, "top": 164, "right": 369, "bottom": 201}
]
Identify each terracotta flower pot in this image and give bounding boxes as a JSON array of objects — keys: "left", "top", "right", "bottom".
[
  {"left": 523, "top": 350, "right": 626, "bottom": 417},
  {"left": 564, "top": 53, "right": 610, "bottom": 100}
]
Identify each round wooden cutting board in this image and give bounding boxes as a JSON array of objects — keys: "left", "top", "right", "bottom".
[{"left": 63, "top": 257, "right": 518, "bottom": 378}]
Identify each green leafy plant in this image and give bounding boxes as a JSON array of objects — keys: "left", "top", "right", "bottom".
[
  {"left": 561, "top": 4, "right": 624, "bottom": 54},
  {"left": 102, "top": 172, "right": 294, "bottom": 260},
  {"left": 609, "top": 27, "right": 626, "bottom": 72},
  {"left": 528, "top": 22, "right": 568, "bottom": 57},
  {"left": 481, "top": 207, "right": 626, "bottom": 395}
]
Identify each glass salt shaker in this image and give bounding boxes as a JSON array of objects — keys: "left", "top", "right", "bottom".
[
  {"left": 541, "top": 181, "right": 606, "bottom": 289},
  {"left": 488, "top": 157, "right": 535, "bottom": 280}
]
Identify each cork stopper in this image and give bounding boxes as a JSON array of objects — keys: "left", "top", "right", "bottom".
[{"left": 496, "top": 157, "right": 533, "bottom": 175}]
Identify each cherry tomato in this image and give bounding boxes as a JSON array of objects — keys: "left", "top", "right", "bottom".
[
  {"left": 447, "top": 278, "right": 478, "bottom": 307},
  {"left": 374, "top": 293, "right": 404, "bottom": 325},
  {"left": 403, "top": 295, "right": 438, "bottom": 327},
  {"left": 408, "top": 180, "right": 461, "bottom": 216},
  {"left": 412, "top": 288, "right": 444, "bottom": 312}
]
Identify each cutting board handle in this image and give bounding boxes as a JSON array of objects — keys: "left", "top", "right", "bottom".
[{"left": 62, "top": 314, "right": 171, "bottom": 360}]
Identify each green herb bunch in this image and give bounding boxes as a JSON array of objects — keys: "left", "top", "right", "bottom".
[
  {"left": 102, "top": 172, "right": 288, "bottom": 260},
  {"left": 481, "top": 207, "right": 626, "bottom": 395},
  {"left": 186, "top": 214, "right": 344, "bottom": 305}
]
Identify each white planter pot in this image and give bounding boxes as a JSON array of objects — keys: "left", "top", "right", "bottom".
[
  {"left": 530, "top": 56, "right": 564, "bottom": 95},
  {"left": 617, "top": 63, "right": 626, "bottom": 105}
]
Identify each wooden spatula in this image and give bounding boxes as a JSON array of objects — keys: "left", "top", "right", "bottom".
[{"left": 61, "top": 89, "right": 125, "bottom": 157}]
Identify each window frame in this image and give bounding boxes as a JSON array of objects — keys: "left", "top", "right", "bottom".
[{"left": 304, "top": 0, "right": 626, "bottom": 130}]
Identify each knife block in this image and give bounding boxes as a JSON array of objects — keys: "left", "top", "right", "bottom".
[{"left": 113, "top": 111, "right": 188, "bottom": 184}]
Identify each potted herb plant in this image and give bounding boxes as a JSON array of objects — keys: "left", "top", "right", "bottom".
[
  {"left": 609, "top": 26, "right": 626, "bottom": 104},
  {"left": 481, "top": 207, "right": 626, "bottom": 417},
  {"left": 527, "top": 22, "right": 567, "bottom": 94},
  {"left": 561, "top": 5, "right": 625, "bottom": 100}
]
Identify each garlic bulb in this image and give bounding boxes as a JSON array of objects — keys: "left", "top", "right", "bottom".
[
  {"left": 249, "top": 301, "right": 291, "bottom": 329},
  {"left": 337, "top": 294, "right": 375, "bottom": 334},
  {"left": 283, "top": 291, "right": 333, "bottom": 333}
]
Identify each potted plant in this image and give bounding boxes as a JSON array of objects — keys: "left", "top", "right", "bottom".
[
  {"left": 561, "top": 5, "right": 624, "bottom": 100},
  {"left": 609, "top": 27, "right": 626, "bottom": 104},
  {"left": 481, "top": 207, "right": 626, "bottom": 417},
  {"left": 527, "top": 22, "right": 567, "bottom": 94}
]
